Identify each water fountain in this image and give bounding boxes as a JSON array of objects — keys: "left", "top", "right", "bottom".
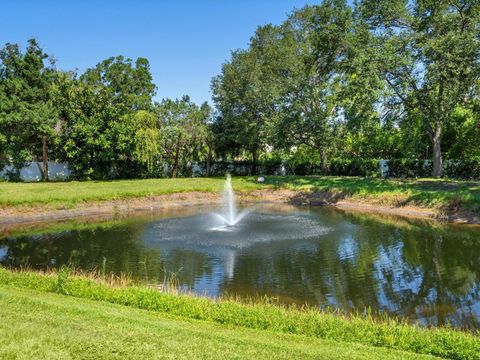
[
  {"left": 144, "top": 173, "right": 330, "bottom": 249},
  {"left": 213, "top": 174, "right": 251, "bottom": 228}
]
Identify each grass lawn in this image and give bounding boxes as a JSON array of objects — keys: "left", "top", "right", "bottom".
[
  {"left": 268, "top": 176, "right": 480, "bottom": 211},
  {"left": 0, "top": 286, "right": 439, "bottom": 360},
  {"left": 1, "top": 176, "right": 479, "bottom": 212},
  {"left": 0, "top": 177, "right": 261, "bottom": 207},
  {"left": 0, "top": 268, "right": 478, "bottom": 360}
]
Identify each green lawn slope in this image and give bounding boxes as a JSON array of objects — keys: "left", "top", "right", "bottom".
[
  {"left": 0, "top": 268, "right": 478, "bottom": 360},
  {"left": 0, "top": 286, "right": 438, "bottom": 360}
]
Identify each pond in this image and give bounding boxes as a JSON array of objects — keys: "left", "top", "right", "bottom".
[{"left": 1, "top": 204, "right": 479, "bottom": 330}]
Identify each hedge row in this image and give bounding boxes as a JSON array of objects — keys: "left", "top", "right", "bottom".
[
  {"left": 195, "top": 158, "right": 480, "bottom": 179},
  {"left": 5, "top": 158, "right": 479, "bottom": 181},
  {"left": 443, "top": 159, "right": 480, "bottom": 180}
]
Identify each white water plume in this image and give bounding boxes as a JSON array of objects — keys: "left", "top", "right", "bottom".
[{"left": 212, "top": 174, "right": 251, "bottom": 227}]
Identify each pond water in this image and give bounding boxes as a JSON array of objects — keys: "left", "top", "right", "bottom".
[{"left": 1, "top": 204, "right": 480, "bottom": 330}]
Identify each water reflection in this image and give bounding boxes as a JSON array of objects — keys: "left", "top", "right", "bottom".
[{"left": 1, "top": 206, "right": 479, "bottom": 329}]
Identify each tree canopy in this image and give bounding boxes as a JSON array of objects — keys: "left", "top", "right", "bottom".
[
  {"left": 1, "top": 1, "right": 479, "bottom": 179},
  {"left": 212, "top": 0, "right": 480, "bottom": 177}
]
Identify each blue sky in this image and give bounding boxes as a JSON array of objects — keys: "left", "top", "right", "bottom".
[{"left": 0, "top": 0, "right": 315, "bottom": 104}]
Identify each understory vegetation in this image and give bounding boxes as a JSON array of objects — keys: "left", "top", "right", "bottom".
[
  {"left": 1, "top": 1, "right": 480, "bottom": 180},
  {"left": 0, "top": 268, "right": 479, "bottom": 360}
]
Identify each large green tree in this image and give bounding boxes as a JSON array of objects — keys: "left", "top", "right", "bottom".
[
  {"left": 54, "top": 56, "right": 157, "bottom": 179},
  {"left": 212, "top": 23, "right": 291, "bottom": 163},
  {"left": 81, "top": 56, "right": 156, "bottom": 112},
  {"left": 155, "top": 96, "right": 210, "bottom": 178},
  {"left": 275, "top": 1, "right": 354, "bottom": 172},
  {"left": 0, "top": 39, "right": 59, "bottom": 180},
  {"left": 359, "top": 0, "right": 480, "bottom": 177}
]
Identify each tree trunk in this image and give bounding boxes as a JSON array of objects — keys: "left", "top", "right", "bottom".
[
  {"left": 320, "top": 148, "right": 328, "bottom": 175},
  {"left": 252, "top": 149, "right": 258, "bottom": 164},
  {"left": 252, "top": 149, "right": 258, "bottom": 175},
  {"left": 172, "top": 146, "right": 180, "bottom": 178},
  {"left": 42, "top": 136, "right": 49, "bottom": 182},
  {"left": 432, "top": 126, "right": 442, "bottom": 178},
  {"left": 206, "top": 145, "right": 212, "bottom": 177}
]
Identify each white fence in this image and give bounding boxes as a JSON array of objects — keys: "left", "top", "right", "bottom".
[{"left": 0, "top": 161, "right": 71, "bottom": 181}]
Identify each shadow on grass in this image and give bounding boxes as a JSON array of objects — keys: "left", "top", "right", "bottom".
[{"left": 247, "top": 176, "right": 480, "bottom": 210}]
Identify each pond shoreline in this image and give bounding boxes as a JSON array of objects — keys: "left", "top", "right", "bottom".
[{"left": 1, "top": 189, "right": 479, "bottom": 226}]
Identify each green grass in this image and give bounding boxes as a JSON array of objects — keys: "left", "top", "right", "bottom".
[
  {"left": 0, "top": 268, "right": 478, "bottom": 360},
  {"left": 0, "top": 177, "right": 262, "bottom": 207},
  {"left": 266, "top": 176, "right": 480, "bottom": 212},
  {"left": 0, "top": 286, "right": 438, "bottom": 360},
  {"left": 1, "top": 176, "right": 479, "bottom": 212}
]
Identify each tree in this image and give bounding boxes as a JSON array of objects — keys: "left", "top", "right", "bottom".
[
  {"left": 211, "top": 50, "right": 264, "bottom": 162},
  {"left": 444, "top": 105, "right": 480, "bottom": 158},
  {"left": 212, "top": 24, "right": 290, "bottom": 163},
  {"left": 276, "top": 1, "right": 354, "bottom": 172},
  {"left": 359, "top": 0, "right": 480, "bottom": 177},
  {"left": 81, "top": 56, "right": 156, "bottom": 112},
  {"left": 0, "top": 39, "right": 59, "bottom": 181},
  {"left": 54, "top": 74, "right": 106, "bottom": 179},
  {"left": 132, "top": 110, "right": 160, "bottom": 174},
  {"left": 155, "top": 96, "right": 210, "bottom": 178},
  {"left": 54, "top": 56, "right": 157, "bottom": 179}
]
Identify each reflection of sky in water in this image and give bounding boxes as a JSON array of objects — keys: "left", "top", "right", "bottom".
[
  {"left": 192, "top": 251, "right": 237, "bottom": 297},
  {"left": 2, "top": 205, "right": 480, "bottom": 329},
  {"left": 471, "top": 293, "right": 480, "bottom": 318},
  {"left": 375, "top": 243, "right": 423, "bottom": 294},
  {"left": 374, "top": 243, "right": 424, "bottom": 314},
  {"left": 337, "top": 235, "right": 359, "bottom": 262},
  {"left": 192, "top": 261, "right": 225, "bottom": 297}
]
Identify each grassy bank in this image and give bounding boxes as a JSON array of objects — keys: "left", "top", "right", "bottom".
[
  {"left": 1, "top": 286, "right": 436, "bottom": 360},
  {"left": 1, "top": 176, "right": 479, "bottom": 213},
  {"left": 269, "top": 176, "right": 480, "bottom": 212},
  {"left": 0, "top": 268, "right": 478, "bottom": 360},
  {"left": 0, "top": 177, "right": 261, "bottom": 207}
]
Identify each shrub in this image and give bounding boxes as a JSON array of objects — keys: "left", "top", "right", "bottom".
[
  {"left": 329, "top": 158, "right": 379, "bottom": 177},
  {"left": 443, "top": 158, "right": 480, "bottom": 180},
  {"left": 387, "top": 159, "right": 432, "bottom": 178}
]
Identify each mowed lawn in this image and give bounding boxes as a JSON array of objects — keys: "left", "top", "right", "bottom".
[
  {"left": 0, "top": 176, "right": 479, "bottom": 211},
  {"left": 0, "top": 286, "right": 438, "bottom": 360},
  {"left": 0, "top": 177, "right": 263, "bottom": 207}
]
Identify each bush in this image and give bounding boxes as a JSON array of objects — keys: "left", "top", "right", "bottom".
[
  {"left": 387, "top": 159, "right": 432, "bottom": 178},
  {"left": 288, "top": 163, "right": 322, "bottom": 175},
  {"left": 443, "top": 158, "right": 480, "bottom": 180},
  {"left": 329, "top": 158, "right": 379, "bottom": 177}
]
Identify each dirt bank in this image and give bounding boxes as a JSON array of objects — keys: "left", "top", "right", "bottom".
[
  {"left": 290, "top": 191, "right": 480, "bottom": 225},
  {"left": 1, "top": 189, "right": 479, "bottom": 226},
  {"left": 0, "top": 190, "right": 293, "bottom": 226}
]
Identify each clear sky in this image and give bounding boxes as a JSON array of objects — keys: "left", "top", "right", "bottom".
[{"left": 0, "top": 0, "right": 315, "bottom": 105}]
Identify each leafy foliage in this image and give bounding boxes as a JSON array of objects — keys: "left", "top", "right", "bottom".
[
  {"left": 0, "top": 39, "right": 58, "bottom": 180},
  {"left": 1, "top": 1, "right": 480, "bottom": 180},
  {"left": 212, "top": 0, "right": 480, "bottom": 177}
]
